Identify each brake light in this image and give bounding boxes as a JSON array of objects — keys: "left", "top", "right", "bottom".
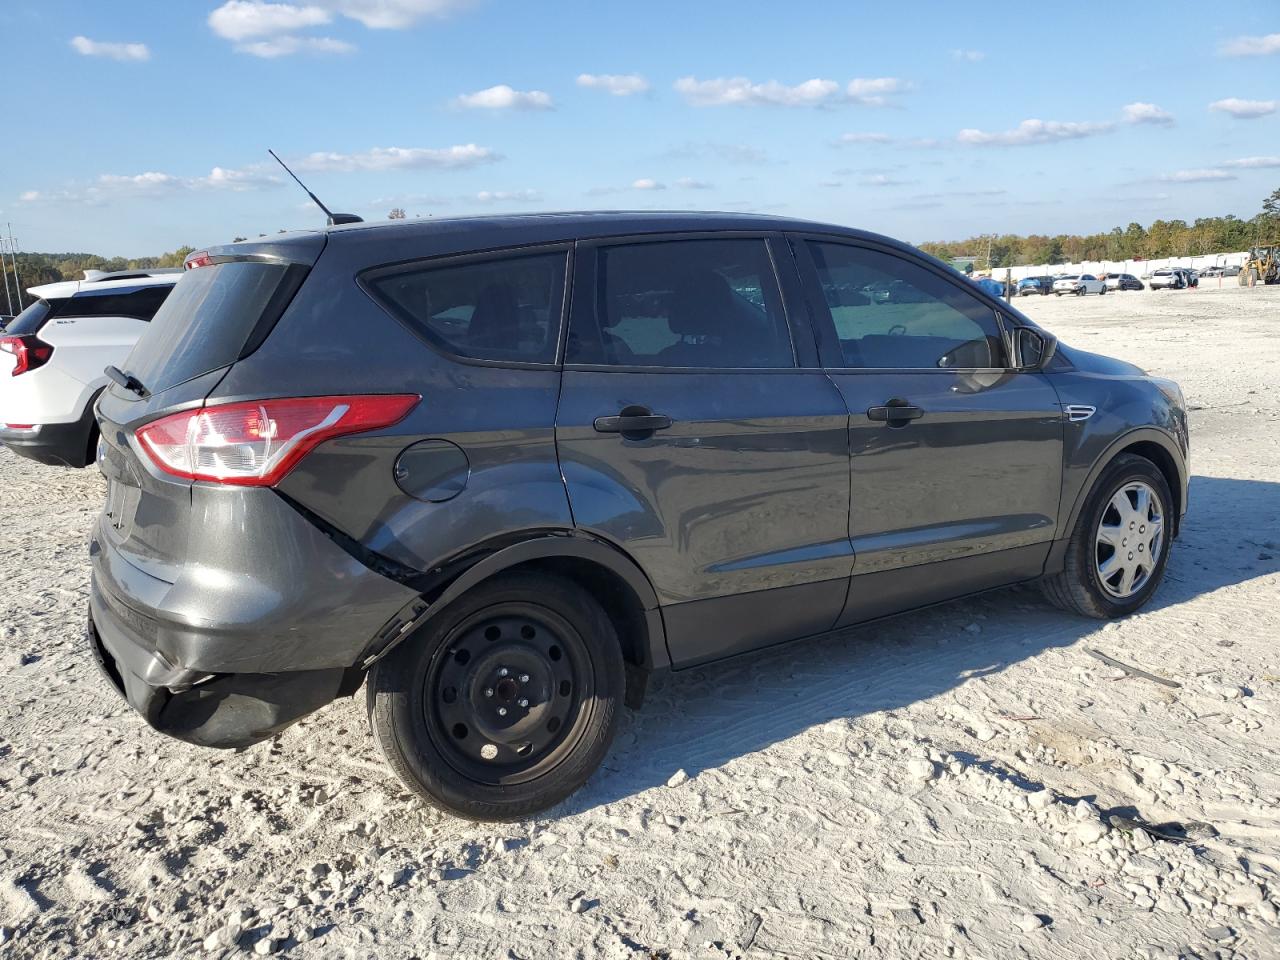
[
  {"left": 135, "top": 394, "right": 419, "bottom": 486},
  {"left": 185, "top": 251, "right": 215, "bottom": 270},
  {"left": 0, "top": 335, "right": 54, "bottom": 377}
]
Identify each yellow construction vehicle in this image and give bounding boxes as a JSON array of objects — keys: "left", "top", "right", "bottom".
[{"left": 1239, "top": 244, "right": 1279, "bottom": 285}]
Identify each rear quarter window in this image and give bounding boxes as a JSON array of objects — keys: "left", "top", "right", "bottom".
[
  {"left": 61, "top": 285, "right": 173, "bottom": 321},
  {"left": 5, "top": 298, "right": 58, "bottom": 336},
  {"left": 363, "top": 248, "right": 568, "bottom": 365}
]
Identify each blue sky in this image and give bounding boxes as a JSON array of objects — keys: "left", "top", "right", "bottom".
[{"left": 3, "top": 1, "right": 1278, "bottom": 256}]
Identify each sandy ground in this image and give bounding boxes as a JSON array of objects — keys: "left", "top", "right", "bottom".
[{"left": 1, "top": 283, "right": 1278, "bottom": 960}]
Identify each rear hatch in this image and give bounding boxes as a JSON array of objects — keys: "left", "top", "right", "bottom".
[{"left": 95, "top": 235, "right": 324, "bottom": 582}]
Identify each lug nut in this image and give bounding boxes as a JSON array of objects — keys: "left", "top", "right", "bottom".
[
  {"left": 518, "top": 698, "right": 529, "bottom": 708},
  {"left": 483, "top": 688, "right": 494, "bottom": 698},
  {"left": 498, "top": 668, "right": 509, "bottom": 678},
  {"left": 1128, "top": 552, "right": 1134, "bottom": 560},
  {"left": 519, "top": 674, "right": 530, "bottom": 683},
  {"left": 497, "top": 707, "right": 508, "bottom": 717}
]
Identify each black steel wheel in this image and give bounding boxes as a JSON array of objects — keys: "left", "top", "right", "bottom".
[{"left": 368, "top": 571, "right": 625, "bottom": 820}]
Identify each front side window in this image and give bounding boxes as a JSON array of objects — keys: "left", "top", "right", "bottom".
[
  {"left": 807, "top": 241, "right": 1007, "bottom": 369},
  {"left": 367, "top": 250, "right": 567, "bottom": 364},
  {"left": 569, "top": 238, "right": 794, "bottom": 368}
]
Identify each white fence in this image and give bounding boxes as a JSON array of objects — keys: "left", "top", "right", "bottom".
[{"left": 984, "top": 251, "right": 1250, "bottom": 281}]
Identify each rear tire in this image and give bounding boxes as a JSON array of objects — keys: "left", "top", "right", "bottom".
[
  {"left": 1042, "top": 454, "right": 1173, "bottom": 619},
  {"left": 367, "top": 571, "right": 625, "bottom": 820}
]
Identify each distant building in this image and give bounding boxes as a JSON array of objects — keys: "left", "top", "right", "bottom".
[{"left": 950, "top": 256, "right": 979, "bottom": 273}]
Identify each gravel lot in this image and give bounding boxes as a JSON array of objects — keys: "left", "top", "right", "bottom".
[{"left": 1, "top": 284, "right": 1277, "bottom": 960}]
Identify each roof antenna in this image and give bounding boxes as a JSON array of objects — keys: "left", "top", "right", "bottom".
[{"left": 268, "top": 149, "right": 363, "bottom": 226}]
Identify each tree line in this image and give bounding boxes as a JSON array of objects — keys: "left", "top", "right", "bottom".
[
  {"left": 1, "top": 247, "right": 195, "bottom": 311},
  {"left": 919, "top": 188, "right": 1280, "bottom": 269}
]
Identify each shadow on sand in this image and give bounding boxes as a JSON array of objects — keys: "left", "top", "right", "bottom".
[{"left": 562, "top": 475, "right": 1279, "bottom": 815}]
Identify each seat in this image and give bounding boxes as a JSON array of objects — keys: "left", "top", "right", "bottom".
[
  {"left": 655, "top": 270, "right": 750, "bottom": 367},
  {"left": 467, "top": 284, "right": 521, "bottom": 351}
]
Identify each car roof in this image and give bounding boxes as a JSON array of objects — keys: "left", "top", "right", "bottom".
[{"left": 27, "top": 271, "right": 180, "bottom": 301}]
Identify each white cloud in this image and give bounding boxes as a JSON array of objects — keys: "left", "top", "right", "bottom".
[
  {"left": 237, "top": 35, "right": 354, "bottom": 56},
  {"left": 294, "top": 144, "right": 499, "bottom": 172},
  {"left": 453, "top": 85, "right": 553, "bottom": 111},
  {"left": 957, "top": 118, "right": 1114, "bottom": 146},
  {"left": 208, "top": 1, "right": 331, "bottom": 40},
  {"left": 861, "top": 174, "right": 912, "bottom": 187},
  {"left": 674, "top": 75, "right": 907, "bottom": 107},
  {"left": 474, "top": 189, "right": 542, "bottom": 203},
  {"left": 19, "top": 166, "right": 281, "bottom": 205},
  {"left": 1218, "top": 33, "right": 1280, "bottom": 57},
  {"left": 952, "top": 49, "right": 985, "bottom": 62},
  {"left": 632, "top": 178, "right": 666, "bottom": 190},
  {"left": 1209, "top": 98, "right": 1277, "bottom": 118},
  {"left": 1123, "top": 102, "right": 1174, "bottom": 126},
  {"left": 69, "top": 36, "right": 150, "bottom": 61},
  {"left": 1157, "top": 168, "right": 1237, "bottom": 183},
  {"left": 675, "top": 76, "right": 838, "bottom": 107},
  {"left": 316, "top": 0, "right": 472, "bottom": 29},
  {"left": 845, "top": 78, "right": 909, "bottom": 106},
  {"left": 837, "top": 132, "right": 893, "bottom": 144},
  {"left": 1221, "top": 155, "right": 1280, "bottom": 168},
  {"left": 576, "top": 73, "right": 649, "bottom": 96},
  {"left": 675, "top": 177, "right": 712, "bottom": 189}
]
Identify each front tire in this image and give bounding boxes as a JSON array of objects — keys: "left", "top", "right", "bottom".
[
  {"left": 367, "top": 571, "right": 625, "bottom": 820},
  {"left": 1042, "top": 454, "right": 1173, "bottom": 619}
]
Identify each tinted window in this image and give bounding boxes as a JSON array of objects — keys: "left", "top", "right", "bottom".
[
  {"left": 807, "top": 242, "right": 1006, "bottom": 369},
  {"left": 5, "top": 298, "right": 58, "bottom": 336},
  {"left": 367, "top": 250, "right": 566, "bottom": 364},
  {"left": 62, "top": 285, "right": 173, "bottom": 321},
  {"left": 570, "top": 238, "right": 793, "bottom": 368},
  {"left": 125, "top": 261, "right": 300, "bottom": 393}
]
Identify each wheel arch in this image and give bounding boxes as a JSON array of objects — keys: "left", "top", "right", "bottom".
[
  {"left": 1065, "top": 427, "right": 1187, "bottom": 540},
  {"left": 360, "top": 531, "right": 669, "bottom": 696}
]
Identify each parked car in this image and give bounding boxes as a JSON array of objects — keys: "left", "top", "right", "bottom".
[
  {"left": 87, "top": 212, "right": 1188, "bottom": 819},
  {"left": 1053, "top": 274, "right": 1106, "bottom": 296},
  {"left": 1148, "top": 269, "right": 1185, "bottom": 290},
  {"left": 0, "top": 270, "right": 179, "bottom": 466},
  {"left": 1103, "top": 273, "right": 1144, "bottom": 292},
  {"left": 1018, "top": 276, "right": 1054, "bottom": 296},
  {"left": 1182, "top": 269, "right": 1199, "bottom": 288},
  {"left": 0, "top": 315, "right": 12, "bottom": 331}
]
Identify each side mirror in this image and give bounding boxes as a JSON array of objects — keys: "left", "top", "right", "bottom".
[{"left": 1014, "top": 327, "right": 1058, "bottom": 371}]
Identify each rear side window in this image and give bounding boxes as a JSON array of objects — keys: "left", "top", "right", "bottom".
[
  {"left": 124, "top": 261, "right": 302, "bottom": 393},
  {"left": 5, "top": 298, "right": 58, "bottom": 336},
  {"left": 807, "top": 241, "right": 1006, "bottom": 369},
  {"left": 61, "top": 285, "right": 173, "bottom": 321},
  {"left": 365, "top": 250, "right": 567, "bottom": 364},
  {"left": 569, "top": 238, "right": 794, "bottom": 368}
]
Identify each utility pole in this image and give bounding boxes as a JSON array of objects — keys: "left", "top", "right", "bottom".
[
  {"left": 0, "top": 237, "right": 13, "bottom": 316},
  {"left": 5, "top": 225, "right": 22, "bottom": 312}
]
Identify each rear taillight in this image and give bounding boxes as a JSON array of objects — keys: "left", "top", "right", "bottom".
[
  {"left": 0, "top": 335, "right": 54, "bottom": 377},
  {"left": 135, "top": 394, "right": 419, "bottom": 486}
]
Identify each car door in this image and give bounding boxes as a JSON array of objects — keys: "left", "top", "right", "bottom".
[
  {"left": 791, "top": 235, "right": 1064, "bottom": 626},
  {"left": 555, "top": 233, "right": 853, "bottom": 667}
]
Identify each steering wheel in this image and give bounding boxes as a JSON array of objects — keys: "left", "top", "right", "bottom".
[{"left": 887, "top": 324, "right": 907, "bottom": 336}]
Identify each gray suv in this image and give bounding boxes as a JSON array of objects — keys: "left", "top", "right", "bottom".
[{"left": 88, "top": 213, "right": 1188, "bottom": 820}]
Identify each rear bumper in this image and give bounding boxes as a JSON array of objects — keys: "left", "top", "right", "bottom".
[
  {"left": 87, "top": 603, "right": 346, "bottom": 748},
  {"left": 0, "top": 409, "right": 94, "bottom": 467},
  {"left": 87, "top": 490, "right": 421, "bottom": 748}
]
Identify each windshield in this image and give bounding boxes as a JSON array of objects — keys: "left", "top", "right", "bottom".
[{"left": 123, "top": 261, "right": 303, "bottom": 393}]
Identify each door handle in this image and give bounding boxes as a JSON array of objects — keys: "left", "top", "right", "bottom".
[
  {"left": 593, "top": 407, "right": 672, "bottom": 438},
  {"left": 867, "top": 399, "right": 924, "bottom": 424}
]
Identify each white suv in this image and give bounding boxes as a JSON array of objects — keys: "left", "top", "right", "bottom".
[
  {"left": 1052, "top": 274, "right": 1106, "bottom": 296},
  {"left": 0, "top": 270, "right": 178, "bottom": 467}
]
